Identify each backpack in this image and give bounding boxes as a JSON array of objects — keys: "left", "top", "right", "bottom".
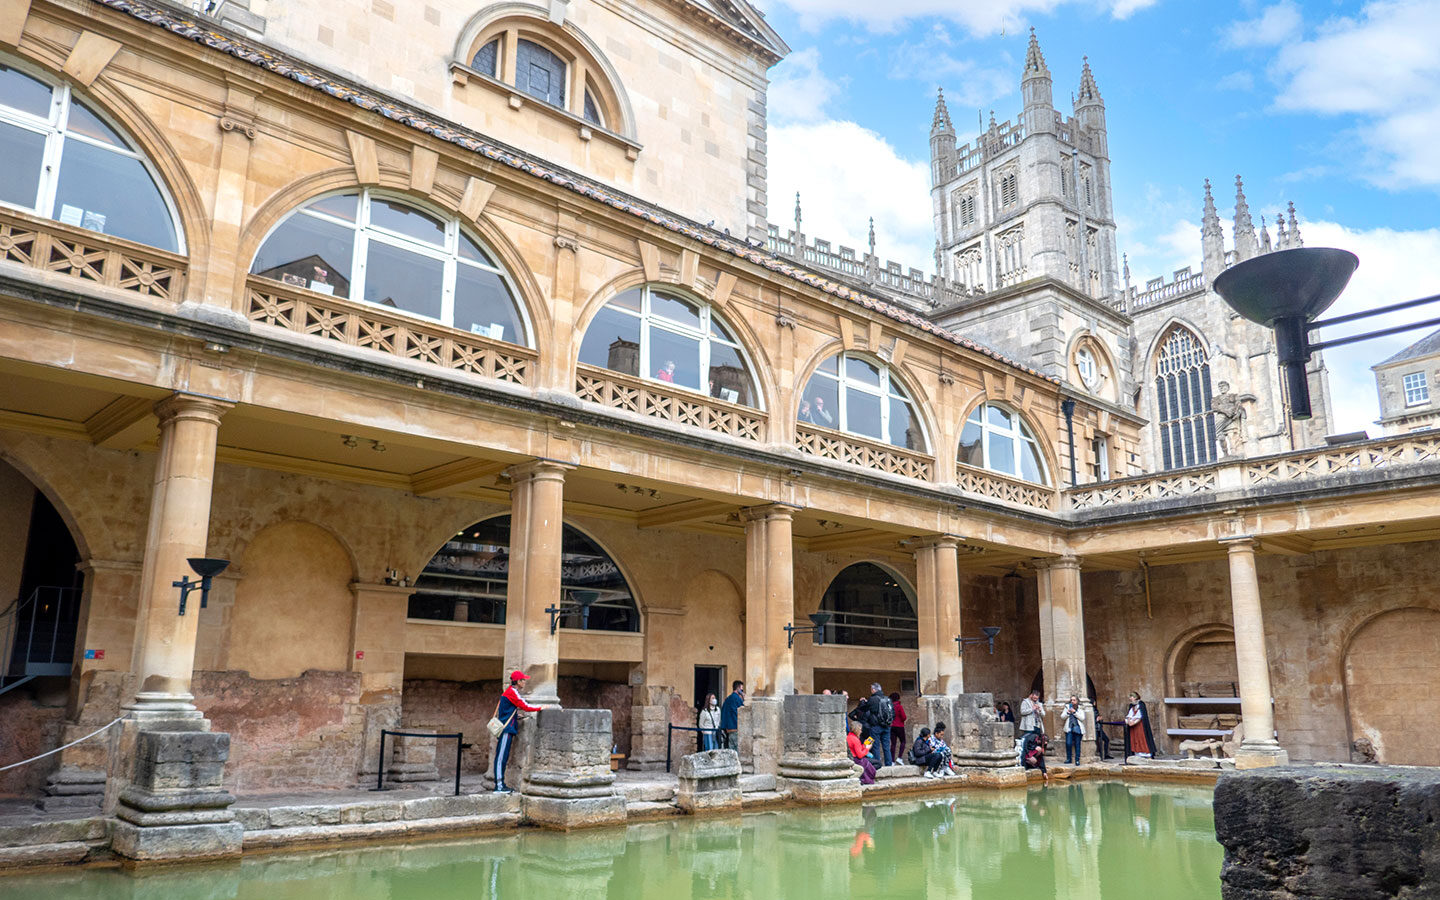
[{"left": 876, "top": 695, "right": 894, "bottom": 726}]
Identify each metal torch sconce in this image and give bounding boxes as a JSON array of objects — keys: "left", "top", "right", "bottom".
[
  {"left": 956, "top": 625, "right": 1002, "bottom": 655},
  {"left": 545, "top": 590, "right": 598, "bottom": 634},
  {"left": 175, "top": 557, "right": 229, "bottom": 616},
  {"left": 785, "top": 612, "right": 832, "bottom": 649}
]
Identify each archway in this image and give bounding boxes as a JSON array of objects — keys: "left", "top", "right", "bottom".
[
  {"left": 818, "top": 562, "right": 918, "bottom": 649},
  {"left": 1344, "top": 608, "right": 1440, "bottom": 765}
]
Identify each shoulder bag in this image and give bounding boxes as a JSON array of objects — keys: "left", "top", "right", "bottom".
[{"left": 487, "top": 695, "right": 517, "bottom": 738}]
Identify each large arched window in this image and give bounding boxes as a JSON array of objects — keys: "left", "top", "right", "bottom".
[
  {"left": 958, "top": 402, "right": 1049, "bottom": 484},
  {"left": 250, "top": 190, "right": 529, "bottom": 346},
  {"left": 408, "top": 516, "right": 639, "bottom": 632},
  {"left": 818, "top": 563, "right": 917, "bottom": 649},
  {"left": 1155, "top": 327, "right": 1214, "bottom": 469},
  {"left": 578, "top": 285, "right": 760, "bottom": 408},
  {"left": 0, "top": 58, "right": 180, "bottom": 251},
  {"left": 801, "top": 353, "right": 926, "bottom": 451}
]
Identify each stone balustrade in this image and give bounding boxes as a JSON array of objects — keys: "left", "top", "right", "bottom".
[
  {"left": 795, "top": 423, "right": 935, "bottom": 482},
  {"left": 0, "top": 207, "right": 185, "bottom": 303},
  {"left": 955, "top": 464, "right": 1058, "bottom": 511},
  {"left": 575, "top": 365, "right": 767, "bottom": 441}
]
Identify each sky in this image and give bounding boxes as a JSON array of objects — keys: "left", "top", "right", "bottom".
[{"left": 753, "top": 0, "right": 1440, "bottom": 435}]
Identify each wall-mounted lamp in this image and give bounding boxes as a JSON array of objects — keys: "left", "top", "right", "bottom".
[
  {"left": 174, "top": 557, "right": 229, "bottom": 616},
  {"left": 785, "top": 612, "right": 832, "bottom": 649},
  {"left": 956, "top": 625, "right": 1001, "bottom": 655},
  {"left": 546, "top": 590, "right": 598, "bottom": 634}
]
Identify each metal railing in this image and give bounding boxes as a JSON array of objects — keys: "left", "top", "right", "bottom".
[
  {"left": 373, "top": 729, "right": 463, "bottom": 796},
  {"left": 1, "top": 586, "right": 79, "bottom": 695}
]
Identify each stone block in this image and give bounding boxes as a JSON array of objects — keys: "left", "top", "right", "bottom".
[
  {"left": 337, "top": 801, "right": 399, "bottom": 824},
  {"left": 875, "top": 765, "right": 923, "bottom": 780},
  {"left": 111, "top": 820, "right": 243, "bottom": 861},
  {"left": 401, "top": 794, "right": 484, "bottom": 820},
  {"left": 522, "top": 794, "right": 628, "bottom": 829},
  {"left": 677, "top": 749, "right": 742, "bottom": 814},
  {"left": 233, "top": 807, "right": 270, "bottom": 831},
  {"left": 777, "top": 695, "right": 858, "bottom": 805},
  {"left": 738, "top": 773, "right": 775, "bottom": 792},
  {"left": 0, "top": 842, "right": 91, "bottom": 869}
]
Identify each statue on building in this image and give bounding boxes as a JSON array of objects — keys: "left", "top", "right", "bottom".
[{"left": 1212, "top": 381, "right": 1254, "bottom": 459}]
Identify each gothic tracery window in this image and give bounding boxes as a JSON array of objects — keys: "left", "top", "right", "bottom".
[
  {"left": 997, "top": 224, "right": 1026, "bottom": 285},
  {"left": 955, "top": 244, "right": 984, "bottom": 291},
  {"left": 1155, "top": 327, "right": 1215, "bottom": 470}
]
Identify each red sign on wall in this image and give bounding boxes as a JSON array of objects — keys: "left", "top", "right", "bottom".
[
  {"left": 84, "top": 649, "right": 105, "bottom": 660},
  {"left": 355, "top": 650, "right": 364, "bottom": 660}
]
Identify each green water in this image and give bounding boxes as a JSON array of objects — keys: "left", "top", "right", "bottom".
[{"left": 4, "top": 781, "right": 1220, "bottom": 899}]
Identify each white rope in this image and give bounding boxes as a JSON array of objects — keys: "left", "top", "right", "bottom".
[{"left": 0, "top": 716, "right": 123, "bottom": 772}]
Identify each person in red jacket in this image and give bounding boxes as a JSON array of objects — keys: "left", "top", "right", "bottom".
[
  {"left": 492, "top": 670, "right": 543, "bottom": 793},
  {"left": 888, "top": 692, "right": 908, "bottom": 765}
]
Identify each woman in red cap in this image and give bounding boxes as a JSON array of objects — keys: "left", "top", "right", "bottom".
[{"left": 493, "top": 670, "right": 543, "bottom": 793}]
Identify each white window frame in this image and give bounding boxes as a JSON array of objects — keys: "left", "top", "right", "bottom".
[
  {"left": 805, "top": 352, "right": 927, "bottom": 451},
  {"left": 252, "top": 189, "right": 531, "bottom": 346},
  {"left": 593, "top": 285, "right": 762, "bottom": 409},
  {"left": 1091, "top": 434, "right": 1110, "bottom": 482},
  {"left": 960, "top": 402, "right": 1050, "bottom": 485},
  {"left": 1075, "top": 346, "right": 1098, "bottom": 388},
  {"left": 0, "top": 55, "right": 184, "bottom": 252},
  {"left": 1403, "top": 371, "right": 1430, "bottom": 406}
]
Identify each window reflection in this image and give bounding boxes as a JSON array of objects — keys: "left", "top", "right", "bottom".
[
  {"left": 798, "top": 352, "right": 926, "bottom": 452},
  {"left": 364, "top": 240, "right": 444, "bottom": 320},
  {"left": 958, "top": 403, "right": 1048, "bottom": 485}
]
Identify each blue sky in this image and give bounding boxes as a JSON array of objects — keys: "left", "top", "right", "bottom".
[{"left": 754, "top": 0, "right": 1439, "bottom": 434}]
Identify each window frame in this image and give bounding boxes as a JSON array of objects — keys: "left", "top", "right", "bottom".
[
  {"left": 250, "top": 188, "right": 532, "bottom": 347},
  {"left": 1154, "top": 327, "right": 1215, "bottom": 470},
  {"left": 0, "top": 55, "right": 184, "bottom": 253},
  {"left": 958, "top": 401, "right": 1050, "bottom": 485},
  {"left": 464, "top": 25, "right": 609, "bottom": 129},
  {"left": 1075, "top": 346, "right": 1099, "bottom": 388},
  {"left": 1403, "top": 371, "right": 1430, "bottom": 407},
  {"left": 801, "top": 352, "right": 928, "bottom": 452}
]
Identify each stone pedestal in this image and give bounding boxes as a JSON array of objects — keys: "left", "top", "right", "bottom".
[
  {"left": 742, "top": 696, "right": 782, "bottom": 777},
  {"left": 627, "top": 685, "right": 671, "bottom": 772},
  {"left": 387, "top": 731, "right": 439, "bottom": 784},
  {"left": 776, "top": 694, "right": 860, "bottom": 805},
  {"left": 677, "top": 749, "right": 742, "bottom": 814},
  {"left": 109, "top": 723, "right": 242, "bottom": 862},
  {"left": 521, "top": 709, "right": 626, "bottom": 829}
]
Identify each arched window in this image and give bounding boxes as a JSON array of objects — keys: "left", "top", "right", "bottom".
[
  {"left": 818, "top": 563, "right": 917, "bottom": 649},
  {"left": 1155, "top": 327, "right": 1215, "bottom": 469},
  {"left": 0, "top": 58, "right": 180, "bottom": 251},
  {"left": 468, "top": 29, "right": 608, "bottom": 128},
  {"left": 578, "top": 285, "right": 760, "bottom": 408},
  {"left": 959, "top": 402, "right": 1048, "bottom": 484},
  {"left": 799, "top": 353, "right": 926, "bottom": 451},
  {"left": 408, "top": 516, "right": 639, "bottom": 632},
  {"left": 250, "top": 190, "right": 529, "bottom": 346}
]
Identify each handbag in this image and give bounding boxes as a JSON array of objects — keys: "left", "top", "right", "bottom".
[{"left": 487, "top": 696, "right": 517, "bottom": 738}]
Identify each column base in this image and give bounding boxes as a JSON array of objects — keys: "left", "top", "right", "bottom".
[
  {"left": 124, "top": 693, "right": 206, "bottom": 719},
  {"left": 111, "top": 820, "right": 243, "bottom": 862},
  {"left": 1233, "top": 741, "right": 1290, "bottom": 769}
]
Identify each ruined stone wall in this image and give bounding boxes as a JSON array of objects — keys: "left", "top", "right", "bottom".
[{"left": 0, "top": 682, "right": 66, "bottom": 796}]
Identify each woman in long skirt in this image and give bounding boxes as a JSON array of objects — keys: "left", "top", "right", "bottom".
[{"left": 1125, "top": 691, "right": 1157, "bottom": 758}]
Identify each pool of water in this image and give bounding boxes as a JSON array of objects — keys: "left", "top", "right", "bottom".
[{"left": 5, "top": 781, "right": 1221, "bottom": 899}]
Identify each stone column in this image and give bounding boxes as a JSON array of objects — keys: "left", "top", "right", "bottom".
[
  {"left": 126, "top": 394, "right": 231, "bottom": 717},
  {"left": 776, "top": 693, "right": 860, "bottom": 804},
  {"left": 503, "top": 459, "right": 572, "bottom": 706},
  {"left": 1223, "top": 538, "right": 1288, "bottom": 768},
  {"left": 1035, "top": 555, "right": 1096, "bottom": 760},
  {"left": 914, "top": 534, "right": 963, "bottom": 697},
  {"left": 741, "top": 504, "right": 797, "bottom": 776}
]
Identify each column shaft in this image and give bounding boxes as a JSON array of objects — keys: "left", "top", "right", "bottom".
[
  {"left": 127, "top": 394, "right": 230, "bottom": 715},
  {"left": 743, "top": 505, "right": 796, "bottom": 697},
  {"left": 1225, "top": 539, "right": 1287, "bottom": 766},
  {"left": 1036, "top": 556, "right": 1094, "bottom": 754},
  {"left": 503, "top": 460, "right": 571, "bottom": 705},
  {"left": 915, "top": 536, "right": 963, "bottom": 696}
]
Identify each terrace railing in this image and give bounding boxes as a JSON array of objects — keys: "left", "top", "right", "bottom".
[
  {"left": 0, "top": 207, "right": 185, "bottom": 302},
  {"left": 575, "top": 364, "right": 766, "bottom": 442},
  {"left": 794, "top": 424, "right": 934, "bottom": 482}
]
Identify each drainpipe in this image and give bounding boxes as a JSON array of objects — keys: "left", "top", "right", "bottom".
[{"left": 1061, "top": 397, "right": 1078, "bottom": 487}]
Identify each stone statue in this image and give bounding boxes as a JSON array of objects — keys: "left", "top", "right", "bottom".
[{"left": 1211, "top": 381, "right": 1254, "bottom": 459}]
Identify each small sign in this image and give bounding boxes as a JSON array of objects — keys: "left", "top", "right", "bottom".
[
  {"left": 84, "top": 649, "right": 105, "bottom": 660},
  {"left": 354, "top": 650, "right": 364, "bottom": 660}
]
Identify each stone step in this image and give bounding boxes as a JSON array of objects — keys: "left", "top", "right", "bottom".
[
  {"left": 0, "top": 841, "right": 91, "bottom": 869},
  {"left": 738, "top": 773, "right": 776, "bottom": 792},
  {"left": 235, "top": 793, "right": 520, "bottom": 832},
  {"left": 741, "top": 790, "right": 785, "bottom": 807},
  {"left": 625, "top": 800, "right": 679, "bottom": 818},
  {"left": 241, "top": 812, "right": 521, "bottom": 850},
  {"left": 0, "top": 817, "right": 107, "bottom": 848},
  {"left": 875, "top": 765, "right": 924, "bottom": 780},
  {"left": 617, "top": 782, "right": 676, "bottom": 803}
]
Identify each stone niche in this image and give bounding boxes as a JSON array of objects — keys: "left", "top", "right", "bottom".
[{"left": 1214, "top": 766, "right": 1440, "bottom": 899}]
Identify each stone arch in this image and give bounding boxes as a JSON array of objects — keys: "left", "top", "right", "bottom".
[
  {"left": 1161, "top": 622, "right": 1238, "bottom": 737},
  {"left": 1064, "top": 329, "right": 1120, "bottom": 404},
  {"left": 673, "top": 569, "right": 743, "bottom": 703},
  {"left": 229, "top": 521, "right": 357, "bottom": 679},
  {"left": 814, "top": 560, "right": 918, "bottom": 649},
  {"left": 236, "top": 172, "right": 554, "bottom": 353},
  {"left": 0, "top": 445, "right": 97, "bottom": 564},
  {"left": 1142, "top": 318, "right": 1213, "bottom": 384},
  {"left": 1342, "top": 607, "right": 1440, "bottom": 765}
]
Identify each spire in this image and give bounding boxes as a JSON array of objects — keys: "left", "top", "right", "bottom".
[
  {"left": 931, "top": 87, "right": 954, "bottom": 136},
  {"left": 1020, "top": 28, "right": 1054, "bottom": 129},
  {"left": 1287, "top": 201, "right": 1302, "bottom": 247},
  {"left": 1201, "top": 179, "right": 1226, "bottom": 284},
  {"left": 1077, "top": 56, "right": 1102, "bottom": 105},
  {"left": 1024, "top": 27, "right": 1049, "bottom": 77},
  {"left": 868, "top": 217, "right": 876, "bottom": 257},
  {"left": 1233, "top": 175, "right": 1258, "bottom": 261},
  {"left": 793, "top": 192, "right": 802, "bottom": 237},
  {"left": 1202, "top": 179, "right": 1223, "bottom": 239},
  {"left": 1259, "top": 215, "right": 1272, "bottom": 253},
  {"left": 1276, "top": 213, "right": 1289, "bottom": 249}
]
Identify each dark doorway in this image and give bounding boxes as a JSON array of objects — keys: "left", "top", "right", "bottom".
[
  {"left": 694, "top": 665, "right": 723, "bottom": 712},
  {"left": 4, "top": 487, "right": 82, "bottom": 683}
]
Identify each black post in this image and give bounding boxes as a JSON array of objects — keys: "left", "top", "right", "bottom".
[
  {"left": 1061, "top": 398, "right": 1078, "bottom": 486},
  {"left": 375, "top": 729, "right": 387, "bottom": 791},
  {"left": 455, "top": 732, "right": 463, "bottom": 796},
  {"left": 1273, "top": 316, "right": 1313, "bottom": 420},
  {"left": 666, "top": 723, "right": 673, "bottom": 774}
]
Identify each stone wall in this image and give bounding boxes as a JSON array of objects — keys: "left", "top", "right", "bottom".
[{"left": 0, "top": 681, "right": 66, "bottom": 796}]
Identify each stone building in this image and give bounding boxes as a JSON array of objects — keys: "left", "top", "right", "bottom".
[
  {"left": 0, "top": 0, "right": 1437, "bottom": 858},
  {"left": 1372, "top": 327, "right": 1440, "bottom": 435}
]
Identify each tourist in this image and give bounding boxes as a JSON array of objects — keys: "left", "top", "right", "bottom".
[
  {"left": 656, "top": 360, "right": 676, "bottom": 382},
  {"left": 698, "top": 693, "right": 722, "bottom": 751},
  {"left": 1019, "top": 690, "right": 1046, "bottom": 736},
  {"left": 996, "top": 701, "right": 1015, "bottom": 724},
  {"left": 1125, "top": 692, "right": 1157, "bottom": 758},
  {"left": 847, "top": 719, "right": 877, "bottom": 785},
  {"left": 492, "top": 670, "right": 543, "bottom": 794},
  {"left": 848, "top": 683, "right": 894, "bottom": 766},
  {"left": 798, "top": 399, "right": 815, "bottom": 424},
  {"left": 888, "top": 692, "right": 908, "bottom": 765},
  {"left": 931, "top": 723, "right": 956, "bottom": 776},
  {"left": 1021, "top": 731, "right": 1051, "bottom": 784},
  {"left": 812, "top": 395, "right": 834, "bottom": 426},
  {"left": 910, "top": 727, "right": 946, "bottom": 777},
  {"left": 1062, "top": 695, "right": 1086, "bottom": 765},
  {"left": 720, "top": 680, "right": 745, "bottom": 749}
]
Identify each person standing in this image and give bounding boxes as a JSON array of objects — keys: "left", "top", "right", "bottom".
[
  {"left": 720, "top": 680, "right": 745, "bottom": 749},
  {"left": 1019, "top": 690, "right": 1046, "bottom": 737},
  {"left": 698, "top": 693, "right": 722, "bottom": 751},
  {"left": 492, "top": 670, "right": 543, "bottom": 794},
  {"left": 996, "top": 701, "right": 1015, "bottom": 724},
  {"left": 888, "top": 692, "right": 908, "bottom": 766},
  {"left": 1062, "top": 695, "right": 1086, "bottom": 765},
  {"left": 1125, "top": 691, "right": 1157, "bottom": 758},
  {"left": 849, "top": 683, "right": 893, "bottom": 767}
]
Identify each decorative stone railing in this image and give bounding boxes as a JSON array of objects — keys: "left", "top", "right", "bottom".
[
  {"left": 245, "top": 277, "right": 536, "bottom": 386},
  {"left": 1065, "top": 433, "right": 1440, "bottom": 511},
  {"left": 794, "top": 424, "right": 934, "bottom": 481},
  {"left": 1127, "top": 270, "right": 1206, "bottom": 311},
  {"left": 575, "top": 364, "right": 765, "bottom": 441},
  {"left": 0, "top": 207, "right": 186, "bottom": 302},
  {"left": 955, "top": 465, "right": 1058, "bottom": 512}
]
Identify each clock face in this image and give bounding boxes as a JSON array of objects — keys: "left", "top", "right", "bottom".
[{"left": 1076, "top": 347, "right": 1100, "bottom": 389}]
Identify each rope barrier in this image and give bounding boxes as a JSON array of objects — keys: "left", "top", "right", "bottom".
[{"left": 0, "top": 716, "right": 123, "bottom": 772}]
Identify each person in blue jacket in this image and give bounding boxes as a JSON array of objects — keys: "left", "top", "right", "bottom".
[
  {"left": 719, "top": 680, "right": 745, "bottom": 749},
  {"left": 492, "top": 670, "right": 543, "bottom": 793}
]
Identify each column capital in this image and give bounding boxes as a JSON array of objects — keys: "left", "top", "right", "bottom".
[
  {"left": 907, "top": 533, "right": 963, "bottom": 552},
  {"left": 153, "top": 392, "right": 232, "bottom": 427},
  {"left": 1221, "top": 536, "right": 1258, "bottom": 552},
  {"left": 1032, "top": 554, "right": 1080, "bottom": 572},
  {"left": 505, "top": 457, "right": 575, "bottom": 483},
  {"left": 740, "top": 502, "right": 801, "bottom": 524}
]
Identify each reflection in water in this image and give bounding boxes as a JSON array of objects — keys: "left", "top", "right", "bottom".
[{"left": 4, "top": 782, "right": 1220, "bottom": 900}]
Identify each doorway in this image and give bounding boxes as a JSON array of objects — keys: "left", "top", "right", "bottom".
[{"left": 694, "top": 665, "right": 723, "bottom": 712}]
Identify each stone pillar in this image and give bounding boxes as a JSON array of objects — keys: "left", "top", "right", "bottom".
[
  {"left": 126, "top": 394, "right": 231, "bottom": 717},
  {"left": 386, "top": 731, "right": 440, "bottom": 784},
  {"left": 777, "top": 694, "right": 860, "bottom": 804},
  {"left": 504, "top": 460, "right": 572, "bottom": 706},
  {"left": 1223, "top": 538, "right": 1288, "bottom": 768},
  {"left": 521, "top": 708, "right": 627, "bottom": 828},
  {"left": 676, "top": 748, "right": 742, "bottom": 814},
  {"left": 914, "top": 534, "right": 963, "bottom": 698},
  {"left": 1036, "top": 555, "right": 1096, "bottom": 760},
  {"left": 627, "top": 684, "right": 672, "bottom": 772},
  {"left": 741, "top": 504, "right": 796, "bottom": 777},
  {"left": 349, "top": 582, "right": 409, "bottom": 783}
]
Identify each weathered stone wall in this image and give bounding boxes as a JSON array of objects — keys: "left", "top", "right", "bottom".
[{"left": 0, "top": 682, "right": 66, "bottom": 796}]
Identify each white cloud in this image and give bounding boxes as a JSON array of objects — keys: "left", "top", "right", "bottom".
[
  {"left": 1110, "top": 0, "right": 1158, "bottom": 19},
  {"left": 771, "top": 0, "right": 1151, "bottom": 35},
  {"left": 887, "top": 25, "right": 1015, "bottom": 108},
  {"left": 1223, "top": 1, "right": 1302, "bottom": 48},
  {"left": 768, "top": 47, "right": 842, "bottom": 123},
  {"left": 1266, "top": 0, "right": 1440, "bottom": 189},
  {"left": 768, "top": 120, "right": 935, "bottom": 272},
  {"left": 1215, "top": 70, "right": 1255, "bottom": 92}
]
